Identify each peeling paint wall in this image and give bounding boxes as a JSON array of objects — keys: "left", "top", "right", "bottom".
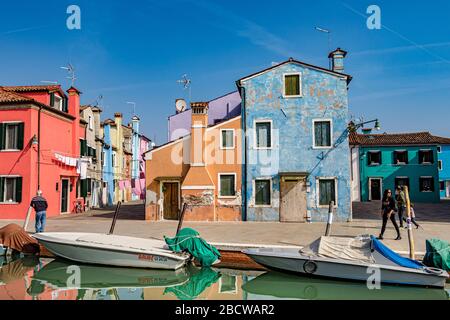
[{"left": 242, "top": 62, "right": 352, "bottom": 222}]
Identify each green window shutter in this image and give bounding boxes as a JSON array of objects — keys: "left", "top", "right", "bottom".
[
  {"left": 0, "top": 177, "right": 4, "bottom": 202},
  {"left": 80, "top": 140, "right": 87, "bottom": 156},
  {"left": 0, "top": 123, "right": 5, "bottom": 150},
  {"left": 255, "top": 180, "right": 270, "bottom": 205},
  {"left": 50, "top": 93, "right": 55, "bottom": 107},
  {"left": 87, "top": 178, "right": 92, "bottom": 193},
  {"left": 15, "top": 177, "right": 22, "bottom": 203},
  {"left": 62, "top": 98, "right": 68, "bottom": 112},
  {"left": 17, "top": 123, "right": 24, "bottom": 150},
  {"left": 319, "top": 179, "right": 336, "bottom": 206},
  {"left": 81, "top": 179, "right": 88, "bottom": 197},
  {"left": 220, "top": 175, "right": 235, "bottom": 197}
]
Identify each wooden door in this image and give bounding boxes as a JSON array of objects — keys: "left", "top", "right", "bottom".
[
  {"left": 163, "top": 182, "right": 179, "bottom": 220},
  {"left": 280, "top": 178, "right": 306, "bottom": 222},
  {"left": 61, "top": 179, "right": 69, "bottom": 214},
  {"left": 370, "top": 178, "right": 382, "bottom": 201}
]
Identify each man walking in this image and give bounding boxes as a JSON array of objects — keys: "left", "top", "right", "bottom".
[
  {"left": 30, "top": 190, "right": 48, "bottom": 233},
  {"left": 395, "top": 186, "right": 406, "bottom": 228}
]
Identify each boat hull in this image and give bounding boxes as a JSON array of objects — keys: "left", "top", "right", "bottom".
[
  {"left": 34, "top": 233, "right": 188, "bottom": 270},
  {"left": 244, "top": 248, "right": 448, "bottom": 288}
]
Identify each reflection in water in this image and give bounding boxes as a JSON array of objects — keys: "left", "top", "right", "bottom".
[
  {"left": 0, "top": 258, "right": 448, "bottom": 300},
  {"left": 242, "top": 271, "right": 450, "bottom": 300}
]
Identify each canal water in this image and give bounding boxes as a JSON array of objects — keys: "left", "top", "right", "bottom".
[{"left": 0, "top": 256, "right": 448, "bottom": 300}]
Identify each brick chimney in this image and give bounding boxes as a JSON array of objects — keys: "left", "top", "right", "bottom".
[
  {"left": 67, "top": 86, "right": 81, "bottom": 157},
  {"left": 328, "top": 48, "right": 347, "bottom": 73},
  {"left": 182, "top": 102, "right": 214, "bottom": 188}
]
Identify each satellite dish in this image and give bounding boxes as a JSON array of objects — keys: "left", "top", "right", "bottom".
[{"left": 175, "top": 99, "right": 187, "bottom": 113}]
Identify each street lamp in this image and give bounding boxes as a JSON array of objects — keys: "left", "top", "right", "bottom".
[
  {"left": 348, "top": 119, "right": 381, "bottom": 133},
  {"left": 32, "top": 134, "right": 38, "bottom": 145}
]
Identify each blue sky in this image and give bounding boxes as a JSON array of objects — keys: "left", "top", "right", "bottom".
[{"left": 1, "top": 0, "right": 449, "bottom": 143}]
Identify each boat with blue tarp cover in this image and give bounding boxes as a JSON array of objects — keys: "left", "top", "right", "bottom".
[{"left": 243, "top": 235, "right": 449, "bottom": 288}]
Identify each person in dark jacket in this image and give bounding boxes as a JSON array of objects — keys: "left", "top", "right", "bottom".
[
  {"left": 30, "top": 190, "right": 48, "bottom": 233},
  {"left": 395, "top": 186, "right": 407, "bottom": 228},
  {"left": 378, "top": 189, "right": 401, "bottom": 241}
]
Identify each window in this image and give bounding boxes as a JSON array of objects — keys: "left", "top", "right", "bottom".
[
  {"left": 438, "top": 160, "right": 443, "bottom": 171},
  {"left": 255, "top": 179, "right": 271, "bottom": 206},
  {"left": 80, "top": 139, "right": 87, "bottom": 156},
  {"left": 284, "top": 73, "right": 301, "bottom": 97},
  {"left": 437, "top": 146, "right": 442, "bottom": 153},
  {"left": 53, "top": 95, "right": 62, "bottom": 110},
  {"left": 88, "top": 116, "right": 93, "bottom": 130},
  {"left": 0, "top": 176, "right": 22, "bottom": 203},
  {"left": 393, "top": 150, "right": 408, "bottom": 165},
  {"left": 419, "top": 150, "right": 434, "bottom": 164},
  {"left": 368, "top": 151, "right": 382, "bottom": 166},
  {"left": 318, "top": 179, "right": 337, "bottom": 206},
  {"left": 440, "top": 181, "right": 446, "bottom": 191},
  {"left": 220, "top": 129, "right": 235, "bottom": 149},
  {"left": 0, "top": 122, "right": 24, "bottom": 151},
  {"left": 395, "top": 177, "right": 410, "bottom": 189},
  {"left": 112, "top": 152, "right": 116, "bottom": 167},
  {"left": 313, "top": 120, "right": 332, "bottom": 148},
  {"left": 255, "top": 121, "right": 272, "bottom": 149},
  {"left": 419, "top": 177, "right": 434, "bottom": 192},
  {"left": 219, "top": 174, "right": 236, "bottom": 197}
]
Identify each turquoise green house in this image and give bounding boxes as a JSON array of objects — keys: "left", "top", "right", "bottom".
[{"left": 350, "top": 132, "right": 443, "bottom": 203}]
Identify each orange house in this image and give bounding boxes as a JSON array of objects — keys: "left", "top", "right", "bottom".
[{"left": 145, "top": 102, "right": 242, "bottom": 221}]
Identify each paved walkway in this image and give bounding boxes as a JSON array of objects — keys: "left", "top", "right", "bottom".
[{"left": 1, "top": 201, "right": 449, "bottom": 255}]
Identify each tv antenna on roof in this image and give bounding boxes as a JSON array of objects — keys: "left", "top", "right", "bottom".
[
  {"left": 177, "top": 74, "right": 192, "bottom": 103},
  {"left": 315, "top": 26, "right": 332, "bottom": 68},
  {"left": 93, "top": 94, "right": 103, "bottom": 107},
  {"left": 60, "top": 63, "right": 76, "bottom": 86},
  {"left": 127, "top": 101, "right": 136, "bottom": 116}
]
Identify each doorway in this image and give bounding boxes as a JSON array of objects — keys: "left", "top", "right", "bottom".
[
  {"left": 280, "top": 176, "right": 307, "bottom": 222},
  {"left": 61, "top": 178, "right": 69, "bottom": 214},
  {"left": 162, "top": 182, "right": 179, "bottom": 220},
  {"left": 369, "top": 178, "right": 382, "bottom": 201}
]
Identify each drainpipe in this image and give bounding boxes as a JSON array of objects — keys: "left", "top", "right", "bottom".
[
  {"left": 237, "top": 81, "right": 247, "bottom": 221},
  {"left": 37, "top": 106, "right": 42, "bottom": 191}
]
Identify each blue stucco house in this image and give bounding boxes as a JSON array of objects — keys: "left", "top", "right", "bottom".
[
  {"left": 438, "top": 143, "right": 450, "bottom": 199},
  {"left": 102, "top": 121, "right": 114, "bottom": 206},
  {"left": 236, "top": 48, "right": 353, "bottom": 222}
]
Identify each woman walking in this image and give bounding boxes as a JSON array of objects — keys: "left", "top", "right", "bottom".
[{"left": 378, "top": 189, "right": 401, "bottom": 240}]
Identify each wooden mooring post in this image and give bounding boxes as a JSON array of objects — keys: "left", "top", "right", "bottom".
[
  {"left": 176, "top": 203, "right": 188, "bottom": 236},
  {"left": 325, "top": 201, "right": 334, "bottom": 236},
  {"left": 23, "top": 206, "right": 33, "bottom": 232},
  {"left": 108, "top": 201, "right": 122, "bottom": 235},
  {"left": 404, "top": 186, "right": 415, "bottom": 259}
]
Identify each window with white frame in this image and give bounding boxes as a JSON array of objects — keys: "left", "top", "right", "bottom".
[
  {"left": 419, "top": 149, "right": 434, "bottom": 164},
  {"left": 255, "top": 179, "right": 271, "bottom": 206},
  {"left": 393, "top": 150, "right": 408, "bottom": 165},
  {"left": 0, "top": 122, "right": 24, "bottom": 151},
  {"left": 313, "top": 120, "right": 332, "bottom": 148},
  {"left": 368, "top": 151, "right": 382, "bottom": 166},
  {"left": 255, "top": 121, "right": 272, "bottom": 149},
  {"left": 318, "top": 178, "right": 337, "bottom": 206},
  {"left": 220, "top": 129, "right": 235, "bottom": 149},
  {"left": 437, "top": 146, "right": 442, "bottom": 153},
  {"left": 53, "top": 95, "right": 62, "bottom": 110},
  {"left": 219, "top": 174, "right": 236, "bottom": 197},
  {"left": 0, "top": 176, "right": 22, "bottom": 203},
  {"left": 419, "top": 177, "right": 434, "bottom": 192},
  {"left": 438, "top": 160, "right": 443, "bottom": 171},
  {"left": 440, "top": 181, "right": 445, "bottom": 191},
  {"left": 283, "top": 73, "right": 301, "bottom": 97},
  {"left": 88, "top": 116, "right": 93, "bottom": 130},
  {"left": 112, "top": 152, "right": 116, "bottom": 167}
]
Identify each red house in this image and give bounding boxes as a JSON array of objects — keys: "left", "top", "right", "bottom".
[{"left": 0, "top": 85, "right": 86, "bottom": 219}]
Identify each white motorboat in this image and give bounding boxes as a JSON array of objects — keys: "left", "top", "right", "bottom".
[
  {"left": 243, "top": 235, "right": 449, "bottom": 288},
  {"left": 33, "top": 233, "right": 190, "bottom": 270}
]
